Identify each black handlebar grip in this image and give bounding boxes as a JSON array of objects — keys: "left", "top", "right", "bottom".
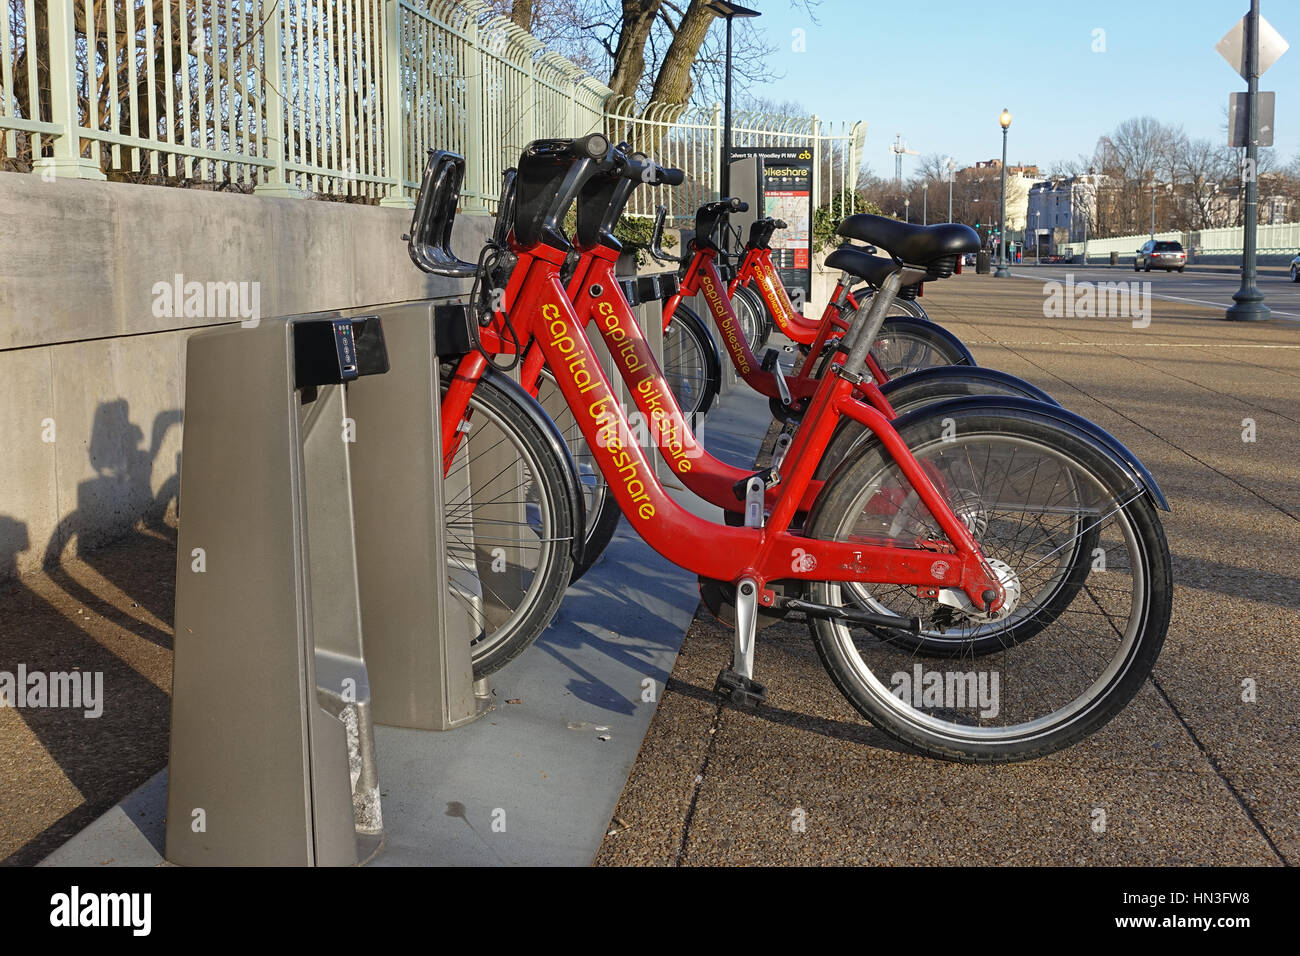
[
  {"left": 658, "top": 167, "right": 685, "bottom": 186},
  {"left": 774, "top": 219, "right": 788, "bottom": 229},
  {"left": 729, "top": 198, "right": 748, "bottom": 213}
]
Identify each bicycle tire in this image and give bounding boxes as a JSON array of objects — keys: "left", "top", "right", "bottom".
[
  {"left": 849, "top": 285, "right": 931, "bottom": 321},
  {"left": 731, "top": 284, "right": 768, "bottom": 351},
  {"left": 812, "top": 367, "right": 1059, "bottom": 481},
  {"left": 805, "top": 407, "right": 1171, "bottom": 762},
  {"left": 440, "top": 363, "right": 580, "bottom": 678}
]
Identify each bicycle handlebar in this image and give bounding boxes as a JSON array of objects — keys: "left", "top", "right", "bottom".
[
  {"left": 614, "top": 151, "right": 685, "bottom": 187},
  {"left": 699, "top": 197, "right": 748, "bottom": 216}
]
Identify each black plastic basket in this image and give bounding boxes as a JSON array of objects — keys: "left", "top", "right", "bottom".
[
  {"left": 493, "top": 168, "right": 518, "bottom": 247},
  {"left": 407, "top": 150, "right": 478, "bottom": 277}
]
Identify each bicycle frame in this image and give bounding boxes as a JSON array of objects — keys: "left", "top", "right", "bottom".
[
  {"left": 664, "top": 244, "right": 893, "bottom": 399},
  {"left": 440, "top": 240, "right": 1002, "bottom": 609}
]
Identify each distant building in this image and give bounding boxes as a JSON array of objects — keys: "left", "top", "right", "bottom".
[
  {"left": 968, "top": 159, "right": 1040, "bottom": 178},
  {"left": 1026, "top": 174, "right": 1102, "bottom": 254},
  {"left": 960, "top": 159, "right": 1044, "bottom": 237}
]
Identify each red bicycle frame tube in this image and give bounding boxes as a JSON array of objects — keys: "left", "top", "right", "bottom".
[{"left": 439, "top": 242, "right": 1002, "bottom": 608}]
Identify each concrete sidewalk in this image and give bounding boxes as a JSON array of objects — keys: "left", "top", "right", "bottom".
[{"left": 595, "top": 273, "right": 1299, "bottom": 866}]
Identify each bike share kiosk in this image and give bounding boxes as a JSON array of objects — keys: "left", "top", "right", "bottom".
[{"left": 165, "top": 158, "right": 491, "bottom": 866}]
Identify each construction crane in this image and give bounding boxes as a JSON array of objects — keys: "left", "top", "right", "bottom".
[{"left": 890, "top": 134, "right": 919, "bottom": 183}]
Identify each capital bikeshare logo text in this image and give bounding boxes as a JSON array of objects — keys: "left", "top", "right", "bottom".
[
  {"left": 1043, "top": 274, "right": 1151, "bottom": 328},
  {"left": 699, "top": 269, "right": 751, "bottom": 374},
  {"left": 593, "top": 297, "right": 700, "bottom": 473},
  {"left": 1, "top": 665, "right": 103, "bottom": 718},
  {"left": 544, "top": 302, "right": 656, "bottom": 520},
  {"left": 152, "top": 273, "right": 261, "bottom": 327},
  {"left": 755, "top": 259, "right": 800, "bottom": 330}
]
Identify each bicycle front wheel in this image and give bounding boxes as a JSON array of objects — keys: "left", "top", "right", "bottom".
[
  {"left": 731, "top": 284, "right": 768, "bottom": 351},
  {"left": 535, "top": 367, "right": 622, "bottom": 583},
  {"left": 440, "top": 364, "right": 579, "bottom": 678},
  {"left": 663, "top": 303, "right": 720, "bottom": 421},
  {"left": 805, "top": 407, "right": 1171, "bottom": 762}
]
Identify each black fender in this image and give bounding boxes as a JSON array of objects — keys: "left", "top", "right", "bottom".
[
  {"left": 449, "top": 361, "right": 588, "bottom": 566},
  {"left": 880, "top": 364, "right": 1060, "bottom": 407},
  {"left": 887, "top": 395, "right": 1170, "bottom": 512},
  {"left": 668, "top": 302, "right": 722, "bottom": 418}
]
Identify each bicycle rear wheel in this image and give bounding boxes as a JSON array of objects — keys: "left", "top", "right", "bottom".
[
  {"left": 813, "top": 315, "right": 974, "bottom": 385},
  {"left": 813, "top": 367, "right": 1058, "bottom": 481},
  {"left": 850, "top": 286, "right": 931, "bottom": 321},
  {"left": 440, "top": 364, "right": 579, "bottom": 678},
  {"left": 871, "top": 315, "right": 973, "bottom": 377},
  {"left": 805, "top": 407, "right": 1171, "bottom": 762}
]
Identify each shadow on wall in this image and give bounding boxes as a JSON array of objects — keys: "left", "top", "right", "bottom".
[{"left": 0, "top": 398, "right": 181, "bottom": 866}]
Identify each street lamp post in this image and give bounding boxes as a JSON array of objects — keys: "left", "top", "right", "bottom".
[
  {"left": 923, "top": 182, "right": 928, "bottom": 225},
  {"left": 709, "top": 2, "right": 761, "bottom": 200},
  {"left": 1150, "top": 178, "right": 1156, "bottom": 238},
  {"left": 1226, "top": 0, "right": 1270, "bottom": 321},
  {"left": 905, "top": 197, "right": 910, "bottom": 222},
  {"left": 1035, "top": 210, "right": 1041, "bottom": 265},
  {"left": 946, "top": 158, "right": 955, "bottom": 222},
  {"left": 994, "top": 108, "right": 1012, "bottom": 277}
]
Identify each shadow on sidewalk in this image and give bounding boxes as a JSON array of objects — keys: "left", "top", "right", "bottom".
[{"left": 0, "top": 400, "right": 181, "bottom": 866}]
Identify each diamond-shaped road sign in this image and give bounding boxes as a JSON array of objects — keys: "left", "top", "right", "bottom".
[{"left": 1217, "top": 16, "right": 1289, "bottom": 78}]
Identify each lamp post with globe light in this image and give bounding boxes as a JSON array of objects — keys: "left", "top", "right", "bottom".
[{"left": 994, "top": 108, "right": 1012, "bottom": 278}]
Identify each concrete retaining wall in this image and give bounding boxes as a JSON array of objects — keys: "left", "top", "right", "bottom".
[{"left": 0, "top": 172, "right": 489, "bottom": 582}]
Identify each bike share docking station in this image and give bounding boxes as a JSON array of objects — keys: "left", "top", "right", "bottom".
[{"left": 164, "top": 300, "right": 491, "bottom": 866}]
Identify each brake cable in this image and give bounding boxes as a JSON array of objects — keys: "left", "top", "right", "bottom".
[{"left": 467, "top": 236, "right": 523, "bottom": 373}]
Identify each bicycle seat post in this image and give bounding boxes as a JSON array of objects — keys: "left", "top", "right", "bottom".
[{"left": 838, "top": 270, "right": 904, "bottom": 378}]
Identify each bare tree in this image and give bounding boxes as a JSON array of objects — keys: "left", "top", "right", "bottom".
[{"left": 608, "top": 1, "right": 664, "bottom": 99}]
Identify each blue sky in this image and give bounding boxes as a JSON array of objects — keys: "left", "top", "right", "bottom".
[{"left": 742, "top": 0, "right": 1299, "bottom": 176}]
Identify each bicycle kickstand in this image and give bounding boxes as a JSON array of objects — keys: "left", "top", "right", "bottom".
[{"left": 714, "top": 576, "right": 768, "bottom": 708}]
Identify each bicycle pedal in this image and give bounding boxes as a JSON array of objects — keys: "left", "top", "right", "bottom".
[{"left": 714, "top": 669, "right": 767, "bottom": 708}]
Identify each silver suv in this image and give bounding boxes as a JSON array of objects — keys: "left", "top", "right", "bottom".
[{"left": 1135, "top": 239, "right": 1186, "bottom": 272}]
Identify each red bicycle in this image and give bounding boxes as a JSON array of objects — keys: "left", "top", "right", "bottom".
[
  {"left": 410, "top": 135, "right": 1172, "bottom": 763},
  {"left": 445, "top": 150, "right": 1059, "bottom": 589}
]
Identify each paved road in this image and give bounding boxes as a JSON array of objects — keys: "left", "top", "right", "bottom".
[{"left": 1010, "top": 263, "right": 1300, "bottom": 320}]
